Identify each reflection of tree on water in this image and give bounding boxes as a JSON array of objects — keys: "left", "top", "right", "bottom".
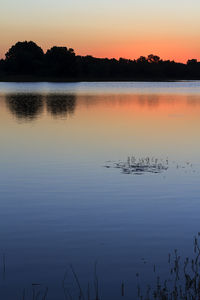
[
  {"left": 6, "top": 94, "right": 43, "bottom": 120},
  {"left": 5, "top": 93, "right": 76, "bottom": 120},
  {"left": 46, "top": 94, "right": 76, "bottom": 117}
]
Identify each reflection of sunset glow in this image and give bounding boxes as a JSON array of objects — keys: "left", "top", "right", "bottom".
[
  {"left": 2, "top": 93, "right": 200, "bottom": 119},
  {"left": 1, "top": 93, "right": 200, "bottom": 161}
]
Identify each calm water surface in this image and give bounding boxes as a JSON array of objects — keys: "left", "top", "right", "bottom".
[{"left": 0, "top": 82, "right": 200, "bottom": 299}]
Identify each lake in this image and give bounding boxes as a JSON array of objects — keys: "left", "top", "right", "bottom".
[{"left": 0, "top": 81, "right": 200, "bottom": 299}]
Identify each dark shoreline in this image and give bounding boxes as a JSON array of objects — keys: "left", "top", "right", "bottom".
[
  {"left": 1, "top": 41, "right": 200, "bottom": 84},
  {"left": 1, "top": 75, "right": 200, "bottom": 83}
]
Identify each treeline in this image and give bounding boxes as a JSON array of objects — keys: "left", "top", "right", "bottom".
[{"left": 0, "top": 41, "right": 200, "bottom": 81}]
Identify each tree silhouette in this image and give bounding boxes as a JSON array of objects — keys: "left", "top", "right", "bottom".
[
  {"left": 45, "top": 46, "right": 76, "bottom": 77},
  {"left": 137, "top": 56, "right": 147, "bottom": 63},
  {"left": 0, "top": 41, "right": 200, "bottom": 80},
  {"left": 187, "top": 59, "right": 198, "bottom": 65},
  {"left": 4, "top": 41, "right": 44, "bottom": 74},
  {"left": 147, "top": 54, "right": 161, "bottom": 63}
]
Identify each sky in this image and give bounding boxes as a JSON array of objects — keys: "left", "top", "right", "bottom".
[{"left": 1, "top": 0, "right": 200, "bottom": 62}]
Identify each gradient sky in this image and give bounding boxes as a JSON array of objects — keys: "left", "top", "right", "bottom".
[{"left": 1, "top": 0, "right": 200, "bottom": 62}]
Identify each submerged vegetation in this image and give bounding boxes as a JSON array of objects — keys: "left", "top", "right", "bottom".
[{"left": 0, "top": 41, "right": 200, "bottom": 81}]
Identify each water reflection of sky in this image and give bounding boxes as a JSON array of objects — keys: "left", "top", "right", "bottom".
[
  {"left": 1, "top": 81, "right": 200, "bottom": 95},
  {"left": 0, "top": 82, "right": 200, "bottom": 300}
]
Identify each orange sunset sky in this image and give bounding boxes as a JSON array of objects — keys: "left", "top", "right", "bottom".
[{"left": 1, "top": 0, "right": 200, "bottom": 62}]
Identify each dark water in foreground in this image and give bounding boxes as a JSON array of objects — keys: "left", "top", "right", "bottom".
[{"left": 0, "top": 82, "right": 200, "bottom": 299}]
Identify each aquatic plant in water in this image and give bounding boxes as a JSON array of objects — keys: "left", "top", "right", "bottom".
[
  {"left": 4, "top": 233, "right": 200, "bottom": 299},
  {"left": 136, "top": 233, "right": 200, "bottom": 300},
  {"left": 105, "top": 156, "right": 169, "bottom": 175},
  {"left": 104, "top": 156, "right": 195, "bottom": 176},
  {"left": 62, "top": 234, "right": 200, "bottom": 300}
]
